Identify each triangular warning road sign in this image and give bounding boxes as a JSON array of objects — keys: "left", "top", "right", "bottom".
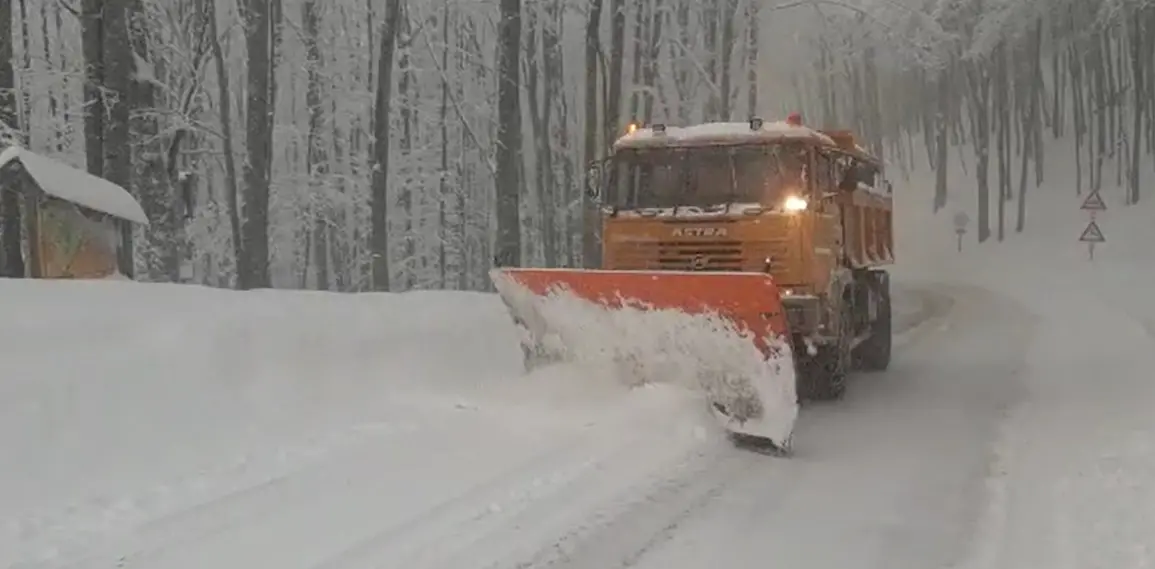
[
  {"left": 1081, "top": 191, "right": 1107, "bottom": 211},
  {"left": 1079, "top": 220, "right": 1105, "bottom": 243}
]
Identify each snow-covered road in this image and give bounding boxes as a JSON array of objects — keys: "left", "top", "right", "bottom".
[
  {"left": 550, "top": 284, "right": 1030, "bottom": 569},
  {"left": 5, "top": 271, "right": 1154, "bottom": 569}
]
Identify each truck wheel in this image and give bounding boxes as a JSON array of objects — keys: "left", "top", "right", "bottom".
[
  {"left": 854, "top": 271, "right": 892, "bottom": 371},
  {"left": 796, "top": 303, "right": 851, "bottom": 401}
]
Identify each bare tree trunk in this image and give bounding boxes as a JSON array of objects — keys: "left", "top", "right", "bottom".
[
  {"left": 643, "top": 0, "right": 663, "bottom": 122},
  {"left": 994, "top": 44, "right": 1007, "bottom": 242},
  {"left": 523, "top": 5, "right": 541, "bottom": 264},
  {"left": 671, "top": 0, "right": 693, "bottom": 122},
  {"left": 604, "top": 0, "right": 625, "bottom": 148},
  {"left": 1016, "top": 20, "right": 1042, "bottom": 233},
  {"left": 0, "top": 0, "right": 22, "bottom": 277},
  {"left": 102, "top": 1, "right": 134, "bottom": 276},
  {"left": 581, "top": 0, "right": 604, "bottom": 268},
  {"left": 38, "top": 0, "right": 59, "bottom": 152},
  {"left": 454, "top": 16, "right": 471, "bottom": 285},
  {"left": 16, "top": 0, "right": 28, "bottom": 143},
  {"left": 238, "top": 0, "right": 273, "bottom": 289},
  {"left": 932, "top": 65, "right": 949, "bottom": 212},
  {"left": 1069, "top": 41, "right": 1084, "bottom": 195},
  {"left": 816, "top": 38, "right": 835, "bottom": 126},
  {"left": 303, "top": 0, "right": 329, "bottom": 290},
  {"left": 396, "top": 5, "right": 415, "bottom": 288},
  {"left": 718, "top": 0, "right": 737, "bottom": 120},
  {"left": 330, "top": 98, "right": 350, "bottom": 290},
  {"left": 525, "top": 4, "right": 556, "bottom": 267},
  {"left": 437, "top": 0, "right": 450, "bottom": 285},
  {"left": 128, "top": 0, "right": 179, "bottom": 281},
  {"left": 370, "top": 0, "right": 403, "bottom": 290},
  {"left": 542, "top": 0, "right": 564, "bottom": 266},
  {"left": 81, "top": 1, "right": 104, "bottom": 176},
  {"left": 702, "top": 0, "right": 718, "bottom": 118},
  {"left": 744, "top": 0, "right": 758, "bottom": 117},
  {"left": 204, "top": 0, "right": 242, "bottom": 284},
  {"left": 1127, "top": 10, "right": 1145, "bottom": 204},
  {"left": 965, "top": 59, "right": 992, "bottom": 243},
  {"left": 628, "top": 2, "right": 646, "bottom": 118},
  {"left": 494, "top": 0, "right": 523, "bottom": 267},
  {"left": 548, "top": 0, "right": 576, "bottom": 266}
]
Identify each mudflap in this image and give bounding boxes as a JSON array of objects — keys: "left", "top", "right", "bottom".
[{"left": 489, "top": 268, "right": 800, "bottom": 450}]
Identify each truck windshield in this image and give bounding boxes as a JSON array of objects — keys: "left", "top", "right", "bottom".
[{"left": 606, "top": 142, "right": 808, "bottom": 210}]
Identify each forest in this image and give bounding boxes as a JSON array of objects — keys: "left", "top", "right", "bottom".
[{"left": 0, "top": 0, "right": 1150, "bottom": 291}]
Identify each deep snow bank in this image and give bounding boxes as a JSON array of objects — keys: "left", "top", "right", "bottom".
[
  {"left": 889, "top": 137, "right": 1155, "bottom": 569},
  {"left": 0, "top": 281, "right": 499, "bottom": 549},
  {"left": 0, "top": 279, "right": 723, "bottom": 567}
]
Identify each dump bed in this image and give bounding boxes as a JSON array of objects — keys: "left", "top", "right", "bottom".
[
  {"left": 820, "top": 129, "right": 894, "bottom": 269},
  {"left": 837, "top": 188, "right": 893, "bottom": 269}
]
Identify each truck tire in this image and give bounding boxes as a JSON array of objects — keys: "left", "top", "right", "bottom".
[
  {"left": 854, "top": 270, "right": 892, "bottom": 371},
  {"left": 796, "top": 301, "right": 851, "bottom": 401}
]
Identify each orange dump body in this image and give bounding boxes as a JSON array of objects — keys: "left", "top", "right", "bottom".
[{"left": 492, "top": 268, "right": 791, "bottom": 355}]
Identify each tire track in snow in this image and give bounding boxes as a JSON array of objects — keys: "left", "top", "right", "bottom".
[
  {"left": 13, "top": 419, "right": 426, "bottom": 569},
  {"left": 582, "top": 284, "right": 1026, "bottom": 569},
  {"left": 488, "top": 287, "right": 955, "bottom": 569},
  {"left": 35, "top": 288, "right": 948, "bottom": 569},
  {"left": 49, "top": 397, "right": 562, "bottom": 568},
  {"left": 516, "top": 445, "right": 759, "bottom": 568},
  {"left": 296, "top": 287, "right": 950, "bottom": 569},
  {"left": 76, "top": 384, "right": 716, "bottom": 569},
  {"left": 491, "top": 286, "right": 953, "bottom": 569},
  {"left": 305, "top": 387, "right": 720, "bottom": 569}
]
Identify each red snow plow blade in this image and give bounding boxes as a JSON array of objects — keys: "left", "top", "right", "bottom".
[{"left": 489, "top": 268, "right": 799, "bottom": 449}]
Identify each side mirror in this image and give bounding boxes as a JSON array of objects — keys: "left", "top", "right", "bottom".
[{"left": 585, "top": 161, "right": 603, "bottom": 202}]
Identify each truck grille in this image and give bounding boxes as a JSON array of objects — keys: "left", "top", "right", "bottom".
[
  {"left": 651, "top": 240, "right": 743, "bottom": 271},
  {"left": 611, "top": 240, "right": 793, "bottom": 275}
]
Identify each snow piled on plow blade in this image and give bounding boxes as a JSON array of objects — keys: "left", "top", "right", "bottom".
[{"left": 491, "top": 269, "right": 798, "bottom": 448}]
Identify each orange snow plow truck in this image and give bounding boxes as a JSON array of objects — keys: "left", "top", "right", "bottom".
[{"left": 490, "top": 115, "right": 894, "bottom": 452}]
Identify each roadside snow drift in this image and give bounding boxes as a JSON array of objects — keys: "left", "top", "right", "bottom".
[{"left": 0, "top": 278, "right": 729, "bottom": 568}]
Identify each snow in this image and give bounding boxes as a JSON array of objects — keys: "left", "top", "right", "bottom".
[
  {"left": 490, "top": 269, "right": 798, "bottom": 446},
  {"left": 6, "top": 141, "right": 1155, "bottom": 568},
  {"left": 610, "top": 202, "right": 767, "bottom": 218},
  {"left": 887, "top": 140, "right": 1155, "bottom": 569},
  {"left": 0, "top": 279, "right": 725, "bottom": 568},
  {"left": 0, "top": 147, "right": 149, "bottom": 225},
  {"left": 613, "top": 120, "right": 836, "bottom": 149}
]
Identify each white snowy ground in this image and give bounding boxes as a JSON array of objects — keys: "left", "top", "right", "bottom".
[{"left": 4, "top": 147, "right": 1155, "bottom": 568}]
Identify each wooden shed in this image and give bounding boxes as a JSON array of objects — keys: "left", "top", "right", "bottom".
[{"left": 0, "top": 147, "right": 148, "bottom": 279}]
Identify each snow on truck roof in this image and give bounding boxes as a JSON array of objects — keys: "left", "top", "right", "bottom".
[
  {"left": 613, "top": 120, "right": 837, "bottom": 150},
  {"left": 0, "top": 146, "right": 148, "bottom": 225}
]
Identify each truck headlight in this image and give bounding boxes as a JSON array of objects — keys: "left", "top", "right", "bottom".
[{"left": 783, "top": 195, "right": 808, "bottom": 212}]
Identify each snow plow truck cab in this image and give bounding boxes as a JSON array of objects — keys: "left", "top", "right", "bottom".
[{"left": 490, "top": 115, "right": 894, "bottom": 449}]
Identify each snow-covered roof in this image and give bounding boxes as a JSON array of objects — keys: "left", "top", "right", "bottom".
[
  {"left": 0, "top": 146, "right": 148, "bottom": 225},
  {"left": 613, "top": 121, "right": 836, "bottom": 150}
]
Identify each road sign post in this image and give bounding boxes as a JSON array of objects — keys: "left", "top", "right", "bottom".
[
  {"left": 952, "top": 212, "right": 969, "bottom": 253},
  {"left": 1081, "top": 191, "right": 1107, "bottom": 216},
  {"left": 1079, "top": 220, "right": 1105, "bottom": 260},
  {"left": 1079, "top": 192, "right": 1106, "bottom": 260}
]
